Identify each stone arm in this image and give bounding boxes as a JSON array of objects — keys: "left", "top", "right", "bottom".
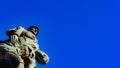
[
  {"left": 6, "top": 26, "right": 25, "bottom": 37},
  {"left": 35, "top": 50, "right": 49, "bottom": 65},
  {"left": 6, "top": 26, "right": 25, "bottom": 44}
]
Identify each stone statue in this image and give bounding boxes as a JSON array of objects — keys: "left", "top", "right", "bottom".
[{"left": 0, "top": 26, "right": 49, "bottom": 68}]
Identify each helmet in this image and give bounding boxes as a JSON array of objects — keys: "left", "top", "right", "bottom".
[{"left": 27, "top": 26, "right": 39, "bottom": 35}]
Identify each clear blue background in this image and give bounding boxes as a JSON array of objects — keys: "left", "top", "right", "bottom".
[{"left": 0, "top": 0, "right": 119, "bottom": 68}]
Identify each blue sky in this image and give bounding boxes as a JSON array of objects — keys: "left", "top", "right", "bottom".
[{"left": 0, "top": 0, "right": 120, "bottom": 68}]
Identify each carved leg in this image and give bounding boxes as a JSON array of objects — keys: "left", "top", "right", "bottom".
[
  {"left": 28, "top": 59, "right": 36, "bottom": 68},
  {"left": 23, "top": 57, "right": 36, "bottom": 68},
  {"left": 18, "top": 56, "right": 24, "bottom": 68}
]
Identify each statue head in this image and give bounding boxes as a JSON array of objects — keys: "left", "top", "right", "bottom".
[{"left": 27, "top": 26, "right": 39, "bottom": 36}]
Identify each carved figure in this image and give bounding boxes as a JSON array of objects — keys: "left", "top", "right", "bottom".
[{"left": 0, "top": 26, "right": 49, "bottom": 68}]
